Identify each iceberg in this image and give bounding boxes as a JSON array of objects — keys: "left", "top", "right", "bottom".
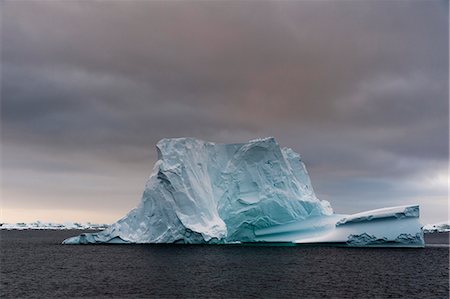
[{"left": 63, "top": 137, "right": 424, "bottom": 247}]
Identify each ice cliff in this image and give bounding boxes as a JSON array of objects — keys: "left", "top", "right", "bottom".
[{"left": 63, "top": 137, "right": 424, "bottom": 247}]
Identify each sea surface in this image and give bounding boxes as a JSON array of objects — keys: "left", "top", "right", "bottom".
[{"left": 1, "top": 230, "right": 448, "bottom": 298}]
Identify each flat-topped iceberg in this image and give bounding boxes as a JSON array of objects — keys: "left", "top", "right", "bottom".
[{"left": 63, "top": 137, "right": 424, "bottom": 247}]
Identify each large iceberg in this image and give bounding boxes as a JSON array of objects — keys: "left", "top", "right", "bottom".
[{"left": 63, "top": 137, "right": 424, "bottom": 247}]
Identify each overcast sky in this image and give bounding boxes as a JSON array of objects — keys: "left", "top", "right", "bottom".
[{"left": 1, "top": 0, "right": 448, "bottom": 224}]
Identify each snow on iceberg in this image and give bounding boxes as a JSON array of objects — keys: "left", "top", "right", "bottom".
[{"left": 63, "top": 137, "right": 424, "bottom": 247}]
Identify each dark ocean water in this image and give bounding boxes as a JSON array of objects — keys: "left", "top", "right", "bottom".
[{"left": 1, "top": 230, "right": 448, "bottom": 299}]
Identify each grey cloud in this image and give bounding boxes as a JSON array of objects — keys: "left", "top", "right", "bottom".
[
  {"left": 1, "top": 0, "right": 448, "bottom": 223},
  {"left": 4, "top": 2, "right": 447, "bottom": 123}
]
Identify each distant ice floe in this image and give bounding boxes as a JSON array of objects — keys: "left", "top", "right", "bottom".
[
  {"left": 422, "top": 222, "right": 450, "bottom": 233},
  {"left": 0, "top": 221, "right": 108, "bottom": 230}
]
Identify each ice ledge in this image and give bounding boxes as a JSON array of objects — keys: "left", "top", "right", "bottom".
[
  {"left": 254, "top": 204, "right": 424, "bottom": 247},
  {"left": 63, "top": 234, "right": 130, "bottom": 244},
  {"left": 336, "top": 205, "right": 419, "bottom": 226},
  {"left": 347, "top": 232, "right": 424, "bottom": 247}
]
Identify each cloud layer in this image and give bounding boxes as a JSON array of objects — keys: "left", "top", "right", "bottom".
[{"left": 2, "top": 1, "right": 448, "bottom": 223}]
